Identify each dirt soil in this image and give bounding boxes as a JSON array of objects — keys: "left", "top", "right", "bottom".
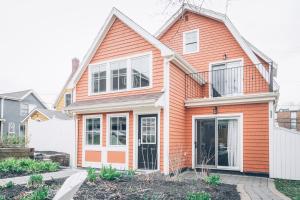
[
  {"left": 0, "top": 178, "right": 65, "bottom": 200},
  {"left": 74, "top": 174, "right": 240, "bottom": 200},
  {"left": 0, "top": 168, "right": 61, "bottom": 179}
]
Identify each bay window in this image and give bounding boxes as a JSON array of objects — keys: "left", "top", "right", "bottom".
[{"left": 89, "top": 53, "right": 151, "bottom": 95}]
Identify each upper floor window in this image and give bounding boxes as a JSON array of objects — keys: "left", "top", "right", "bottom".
[
  {"left": 64, "top": 93, "right": 72, "bottom": 107},
  {"left": 183, "top": 29, "right": 199, "bottom": 54},
  {"left": 211, "top": 60, "right": 243, "bottom": 97},
  {"left": 91, "top": 63, "right": 107, "bottom": 93},
  {"left": 89, "top": 53, "right": 151, "bottom": 95},
  {"left": 20, "top": 103, "right": 29, "bottom": 116},
  {"left": 291, "top": 111, "right": 297, "bottom": 130}
]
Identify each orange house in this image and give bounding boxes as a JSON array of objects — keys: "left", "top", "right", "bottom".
[{"left": 65, "top": 5, "right": 279, "bottom": 175}]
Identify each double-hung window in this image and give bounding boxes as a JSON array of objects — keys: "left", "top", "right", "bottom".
[
  {"left": 183, "top": 29, "right": 199, "bottom": 54},
  {"left": 85, "top": 118, "right": 101, "bottom": 145},
  {"left": 89, "top": 53, "right": 151, "bottom": 94},
  {"left": 110, "top": 60, "right": 127, "bottom": 91},
  {"left": 64, "top": 93, "right": 72, "bottom": 107},
  {"left": 131, "top": 55, "right": 150, "bottom": 88},
  {"left": 91, "top": 64, "right": 107, "bottom": 93},
  {"left": 109, "top": 115, "right": 127, "bottom": 146},
  {"left": 20, "top": 103, "right": 29, "bottom": 116}
]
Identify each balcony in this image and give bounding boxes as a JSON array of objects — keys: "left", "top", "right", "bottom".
[{"left": 185, "top": 62, "right": 278, "bottom": 100}]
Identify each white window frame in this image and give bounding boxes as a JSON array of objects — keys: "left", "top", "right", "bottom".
[
  {"left": 83, "top": 115, "right": 102, "bottom": 150},
  {"left": 183, "top": 29, "right": 199, "bottom": 54},
  {"left": 64, "top": 93, "right": 72, "bottom": 107},
  {"left": 20, "top": 103, "right": 29, "bottom": 116},
  {"left": 208, "top": 58, "right": 244, "bottom": 98},
  {"left": 106, "top": 113, "right": 129, "bottom": 150},
  {"left": 8, "top": 122, "right": 15, "bottom": 134},
  {"left": 88, "top": 52, "right": 153, "bottom": 96}
]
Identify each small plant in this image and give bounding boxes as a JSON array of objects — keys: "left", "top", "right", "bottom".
[
  {"left": 204, "top": 174, "right": 221, "bottom": 186},
  {"left": 99, "top": 165, "right": 121, "bottom": 181},
  {"left": 0, "top": 195, "right": 5, "bottom": 200},
  {"left": 186, "top": 192, "right": 211, "bottom": 200},
  {"left": 5, "top": 181, "right": 14, "bottom": 188},
  {"left": 21, "top": 186, "right": 49, "bottom": 200},
  {"left": 123, "top": 169, "right": 136, "bottom": 178},
  {"left": 87, "top": 168, "right": 97, "bottom": 182},
  {"left": 28, "top": 174, "right": 43, "bottom": 187}
]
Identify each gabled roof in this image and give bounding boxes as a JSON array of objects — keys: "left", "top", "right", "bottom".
[
  {"left": 70, "top": 7, "right": 177, "bottom": 87},
  {"left": 21, "top": 108, "right": 71, "bottom": 123},
  {"left": 0, "top": 89, "right": 48, "bottom": 108},
  {"left": 155, "top": 4, "right": 276, "bottom": 82}
]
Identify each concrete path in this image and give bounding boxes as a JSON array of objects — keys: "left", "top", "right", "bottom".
[
  {"left": 0, "top": 168, "right": 80, "bottom": 186},
  {"left": 181, "top": 171, "right": 290, "bottom": 200}
]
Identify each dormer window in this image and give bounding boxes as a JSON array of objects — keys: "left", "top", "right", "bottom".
[
  {"left": 64, "top": 93, "right": 72, "bottom": 107},
  {"left": 183, "top": 29, "right": 199, "bottom": 54}
]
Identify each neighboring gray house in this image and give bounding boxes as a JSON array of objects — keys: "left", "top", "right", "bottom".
[{"left": 0, "top": 89, "right": 47, "bottom": 138}]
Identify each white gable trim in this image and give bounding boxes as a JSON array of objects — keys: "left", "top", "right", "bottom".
[
  {"left": 71, "top": 7, "right": 174, "bottom": 88},
  {"left": 155, "top": 4, "right": 271, "bottom": 83},
  {"left": 21, "top": 108, "right": 51, "bottom": 123}
]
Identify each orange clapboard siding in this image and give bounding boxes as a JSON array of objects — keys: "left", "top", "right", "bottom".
[
  {"left": 159, "top": 11, "right": 268, "bottom": 96},
  {"left": 169, "top": 62, "right": 188, "bottom": 169},
  {"left": 107, "top": 151, "right": 126, "bottom": 164},
  {"left": 185, "top": 103, "right": 269, "bottom": 173},
  {"left": 85, "top": 151, "right": 101, "bottom": 162},
  {"left": 76, "top": 18, "right": 164, "bottom": 102}
]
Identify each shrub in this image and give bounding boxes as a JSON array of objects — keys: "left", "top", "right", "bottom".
[
  {"left": 21, "top": 186, "right": 49, "bottom": 200},
  {"left": 123, "top": 169, "right": 136, "bottom": 179},
  {"left": 204, "top": 174, "right": 221, "bottom": 186},
  {"left": 99, "top": 166, "right": 121, "bottom": 181},
  {"left": 0, "top": 158, "right": 59, "bottom": 174},
  {"left": 2, "top": 134, "right": 26, "bottom": 147},
  {"left": 186, "top": 192, "right": 211, "bottom": 200},
  {"left": 5, "top": 181, "right": 14, "bottom": 188},
  {"left": 28, "top": 174, "right": 43, "bottom": 187},
  {"left": 0, "top": 195, "right": 5, "bottom": 200},
  {"left": 87, "top": 168, "right": 97, "bottom": 182}
]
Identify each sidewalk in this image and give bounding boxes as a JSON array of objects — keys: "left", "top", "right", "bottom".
[{"left": 0, "top": 168, "right": 80, "bottom": 186}]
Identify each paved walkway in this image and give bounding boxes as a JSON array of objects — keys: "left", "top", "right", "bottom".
[
  {"left": 0, "top": 168, "right": 80, "bottom": 186},
  {"left": 181, "top": 171, "right": 290, "bottom": 200}
]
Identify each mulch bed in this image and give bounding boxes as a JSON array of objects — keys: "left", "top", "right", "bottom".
[
  {"left": 0, "top": 178, "right": 65, "bottom": 200},
  {"left": 74, "top": 174, "right": 240, "bottom": 200}
]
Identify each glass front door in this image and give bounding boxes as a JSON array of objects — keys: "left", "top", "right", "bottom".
[{"left": 195, "top": 117, "right": 240, "bottom": 169}]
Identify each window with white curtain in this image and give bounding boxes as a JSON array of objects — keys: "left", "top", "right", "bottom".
[
  {"left": 183, "top": 29, "right": 199, "bottom": 54},
  {"left": 89, "top": 53, "right": 151, "bottom": 94},
  {"left": 211, "top": 60, "right": 243, "bottom": 97}
]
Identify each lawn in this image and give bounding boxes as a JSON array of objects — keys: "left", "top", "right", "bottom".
[
  {"left": 0, "top": 158, "right": 60, "bottom": 179},
  {"left": 275, "top": 179, "right": 300, "bottom": 200},
  {"left": 73, "top": 167, "right": 240, "bottom": 200}
]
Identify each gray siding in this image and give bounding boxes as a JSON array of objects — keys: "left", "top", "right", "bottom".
[{"left": 1, "top": 93, "right": 46, "bottom": 136}]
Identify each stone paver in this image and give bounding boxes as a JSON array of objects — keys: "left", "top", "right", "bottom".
[
  {"left": 181, "top": 171, "right": 289, "bottom": 200},
  {"left": 0, "top": 168, "right": 80, "bottom": 186}
]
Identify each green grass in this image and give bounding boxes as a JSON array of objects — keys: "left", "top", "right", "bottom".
[
  {"left": 0, "top": 158, "right": 59, "bottom": 174},
  {"left": 275, "top": 179, "right": 300, "bottom": 200}
]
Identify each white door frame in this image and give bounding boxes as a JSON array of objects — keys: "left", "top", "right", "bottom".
[
  {"left": 192, "top": 113, "right": 243, "bottom": 172},
  {"left": 133, "top": 108, "right": 161, "bottom": 171}
]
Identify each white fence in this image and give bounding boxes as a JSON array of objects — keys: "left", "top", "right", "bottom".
[
  {"left": 270, "top": 126, "right": 300, "bottom": 180},
  {"left": 27, "top": 118, "right": 76, "bottom": 167}
]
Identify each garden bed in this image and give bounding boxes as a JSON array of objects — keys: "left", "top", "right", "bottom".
[
  {"left": 74, "top": 173, "right": 240, "bottom": 200},
  {"left": 275, "top": 179, "right": 300, "bottom": 200},
  {"left": 0, "top": 178, "right": 65, "bottom": 200},
  {"left": 0, "top": 158, "right": 60, "bottom": 179}
]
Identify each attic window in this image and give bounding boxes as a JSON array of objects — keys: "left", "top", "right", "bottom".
[
  {"left": 183, "top": 29, "right": 199, "bottom": 54},
  {"left": 64, "top": 93, "right": 72, "bottom": 107}
]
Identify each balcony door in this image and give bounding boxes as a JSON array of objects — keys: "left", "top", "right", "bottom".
[
  {"left": 211, "top": 60, "right": 243, "bottom": 97},
  {"left": 195, "top": 117, "right": 240, "bottom": 170}
]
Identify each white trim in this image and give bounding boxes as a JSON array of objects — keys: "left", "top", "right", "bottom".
[
  {"left": 208, "top": 58, "right": 244, "bottom": 98},
  {"left": 74, "top": 115, "right": 78, "bottom": 168},
  {"left": 163, "top": 58, "right": 170, "bottom": 174},
  {"left": 71, "top": 7, "right": 173, "bottom": 89},
  {"left": 82, "top": 114, "right": 103, "bottom": 168},
  {"left": 183, "top": 29, "right": 199, "bottom": 54},
  {"left": 88, "top": 52, "right": 153, "bottom": 96},
  {"left": 133, "top": 108, "right": 161, "bottom": 171},
  {"left": 185, "top": 92, "right": 278, "bottom": 108},
  {"left": 155, "top": 4, "right": 270, "bottom": 83},
  {"left": 21, "top": 108, "right": 51, "bottom": 123},
  {"left": 269, "top": 100, "right": 274, "bottom": 176},
  {"left": 191, "top": 113, "right": 243, "bottom": 172}
]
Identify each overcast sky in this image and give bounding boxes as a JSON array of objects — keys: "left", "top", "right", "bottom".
[{"left": 0, "top": 0, "right": 299, "bottom": 108}]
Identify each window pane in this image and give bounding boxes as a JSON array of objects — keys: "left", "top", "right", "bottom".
[
  {"left": 185, "top": 43, "right": 197, "bottom": 52},
  {"left": 118, "top": 131, "right": 126, "bottom": 145},
  {"left": 119, "top": 75, "right": 127, "bottom": 90},
  {"left": 86, "top": 119, "right": 93, "bottom": 131},
  {"left": 131, "top": 55, "right": 150, "bottom": 88},
  {"left": 110, "top": 131, "right": 118, "bottom": 145},
  {"left": 110, "top": 60, "right": 127, "bottom": 91},
  {"left": 93, "top": 133, "right": 100, "bottom": 145},
  {"left": 110, "top": 116, "right": 127, "bottom": 145},
  {"left": 85, "top": 118, "right": 101, "bottom": 145},
  {"left": 87, "top": 132, "right": 93, "bottom": 145},
  {"left": 91, "top": 64, "right": 106, "bottom": 93}
]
